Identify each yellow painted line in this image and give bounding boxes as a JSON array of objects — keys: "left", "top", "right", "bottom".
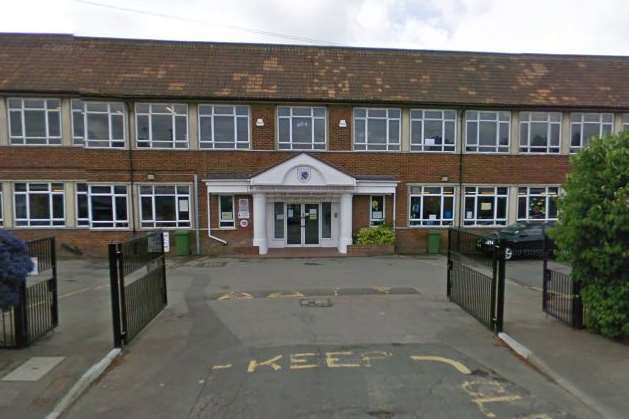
[
  {"left": 247, "top": 355, "right": 282, "bottom": 373},
  {"left": 211, "top": 364, "right": 232, "bottom": 370},
  {"left": 267, "top": 291, "right": 305, "bottom": 299},
  {"left": 410, "top": 355, "right": 472, "bottom": 375},
  {"left": 289, "top": 353, "right": 318, "bottom": 370},
  {"left": 217, "top": 291, "right": 254, "bottom": 301},
  {"left": 325, "top": 351, "right": 361, "bottom": 368}
]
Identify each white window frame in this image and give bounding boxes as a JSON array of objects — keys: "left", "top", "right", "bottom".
[
  {"left": 76, "top": 183, "right": 89, "bottom": 228},
  {"left": 408, "top": 186, "right": 455, "bottom": 227},
  {"left": 139, "top": 184, "right": 192, "bottom": 229},
  {"left": 82, "top": 184, "right": 129, "bottom": 230},
  {"left": 8, "top": 98, "right": 62, "bottom": 146},
  {"left": 72, "top": 100, "right": 126, "bottom": 148},
  {"left": 135, "top": 103, "right": 189, "bottom": 149},
  {"left": 465, "top": 111, "right": 510, "bottom": 153},
  {"left": 353, "top": 107, "right": 401, "bottom": 151},
  {"left": 369, "top": 195, "right": 386, "bottom": 226},
  {"left": 218, "top": 195, "right": 235, "bottom": 229},
  {"left": 519, "top": 112, "right": 562, "bottom": 154},
  {"left": 463, "top": 186, "right": 509, "bottom": 227},
  {"left": 517, "top": 186, "right": 559, "bottom": 222},
  {"left": 198, "top": 104, "right": 250, "bottom": 149},
  {"left": 570, "top": 113, "right": 613, "bottom": 153},
  {"left": 622, "top": 113, "right": 629, "bottom": 132},
  {"left": 410, "top": 109, "right": 457, "bottom": 152},
  {"left": 277, "top": 106, "right": 327, "bottom": 150},
  {"left": 13, "top": 182, "right": 65, "bottom": 228}
]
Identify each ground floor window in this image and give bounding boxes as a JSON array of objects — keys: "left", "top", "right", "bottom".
[
  {"left": 14, "top": 182, "right": 65, "bottom": 227},
  {"left": 0, "top": 191, "right": 3, "bottom": 227},
  {"left": 76, "top": 184, "right": 128, "bottom": 229},
  {"left": 409, "top": 186, "right": 455, "bottom": 226},
  {"left": 218, "top": 195, "right": 235, "bottom": 228},
  {"left": 517, "top": 186, "right": 559, "bottom": 222},
  {"left": 140, "top": 185, "right": 191, "bottom": 228},
  {"left": 464, "top": 186, "right": 508, "bottom": 226},
  {"left": 321, "top": 202, "right": 332, "bottom": 238},
  {"left": 370, "top": 195, "right": 385, "bottom": 225},
  {"left": 274, "top": 202, "right": 284, "bottom": 239}
]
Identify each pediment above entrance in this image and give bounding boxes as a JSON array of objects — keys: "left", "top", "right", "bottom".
[{"left": 251, "top": 154, "right": 356, "bottom": 187}]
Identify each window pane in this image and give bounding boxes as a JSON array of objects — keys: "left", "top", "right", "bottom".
[
  {"left": 152, "top": 115, "right": 174, "bottom": 141},
  {"left": 322, "top": 202, "right": 332, "bottom": 238},
  {"left": 314, "top": 118, "right": 325, "bottom": 141},
  {"left": 214, "top": 116, "right": 235, "bottom": 141},
  {"left": 92, "top": 196, "right": 113, "bottom": 220},
  {"left": 530, "top": 123, "right": 548, "bottom": 146},
  {"left": 87, "top": 113, "right": 109, "bottom": 140},
  {"left": 155, "top": 196, "right": 176, "bottom": 221},
  {"left": 410, "top": 196, "right": 421, "bottom": 220},
  {"left": 29, "top": 194, "right": 50, "bottom": 219},
  {"left": 274, "top": 202, "right": 284, "bottom": 239},
  {"left": 10, "top": 112, "right": 22, "bottom": 137},
  {"left": 424, "top": 120, "right": 443, "bottom": 144},
  {"left": 422, "top": 196, "right": 441, "bottom": 220},
  {"left": 15, "top": 195, "right": 27, "bottom": 218},
  {"left": 137, "top": 115, "right": 149, "bottom": 140},
  {"left": 582, "top": 124, "right": 600, "bottom": 144},
  {"left": 52, "top": 194, "right": 64, "bottom": 218},
  {"left": 141, "top": 196, "right": 153, "bottom": 220},
  {"left": 48, "top": 112, "right": 61, "bottom": 137},
  {"left": 278, "top": 119, "right": 290, "bottom": 142},
  {"left": 175, "top": 116, "right": 187, "bottom": 141},
  {"left": 367, "top": 119, "right": 386, "bottom": 143},
  {"left": 478, "top": 122, "right": 496, "bottom": 145},
  {"left": 115, "top": 197, "right": 127, "bottom": 220},
  {"left": 237, "top": 118, "right": 248, "bottom": 143},
  {"left": 200, "top": 117, "right": 212, "bottom": 142},
  {"left": 111, "top": 115, "right": 124, "bottom": 140},
  {"left": 466, "top": 122, "right": 477, "bottom": 145},
  {"left": 292, "top": 118, "right": 312, "bottom": 142},
  {"left": 78, "top": 194, "right": 88, "bottom": 219},
  {"left": 355, "top": 119, "right": 366, "bottom": 143},
  {"left": 24, "top": 110, "right": 46, "bottom": 137}
]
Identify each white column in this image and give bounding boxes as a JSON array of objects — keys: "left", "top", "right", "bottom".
[
  {"left": 338, "top": 193, "right": 353, "bottom": 254},
  {"left": 252, "top": 193, "right": 268, "bottom": 255}
]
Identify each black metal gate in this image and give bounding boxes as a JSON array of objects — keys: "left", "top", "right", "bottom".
[
  {"left": 1, "top": 237, "right": 58, "bottom": 348},
  {"left": 447, "top": 229, "right": 505, "bottom": 334},
  {"left": 542, "top": 235, "right": 583, "bottom": 328},
  {"left": 108, "top": 232, "right": 167, "bottom": 348}
]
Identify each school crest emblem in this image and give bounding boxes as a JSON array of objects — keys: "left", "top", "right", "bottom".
[{"left": 297, "top": 166, "right": 311, "bottom": 183}]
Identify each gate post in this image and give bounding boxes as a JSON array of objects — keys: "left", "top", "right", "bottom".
[
  {"left": 14, "top": 282, "right": 29, "bottom": 348},
  {"left": 160, "top": 232, "right": 168, "bottom": 305},
  {"left": 542, "top": 230, "right": 549, "bottom": 311},
  {"left": 109, "top": 243, "right": 123, "bottom": 348},
  {"left": 446, "top": 228, "right": 452, "bottom": 298},
  {"left": 50, "top": 237, "right": 59, "bottom": 327},
  {"left": 572, "top": 280, "right": 584, "bottom": 329},
  {"left": 489, "top": 244, "right": 498, "bottom": 332},
  {"left": 495, "top": 244, "right": 506, "bottom": 334}
]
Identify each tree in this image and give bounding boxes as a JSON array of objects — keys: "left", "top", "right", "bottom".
[
  {"left": 0, "top": 231, "right": 34, "bottom": 309},
  {"left": 550, "top": 132, "right": 629, "bottom": 338}
]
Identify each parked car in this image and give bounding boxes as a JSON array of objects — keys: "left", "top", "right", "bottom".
[{"left": 477, "top": 222, "right": 554, "bottom": 260}]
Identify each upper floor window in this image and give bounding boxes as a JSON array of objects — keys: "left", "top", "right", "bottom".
[
  {"left": 517, "top": 186, "right": 559, "bottom": 222},
  {"left": 278, "top": 106, "right": 326, "bottom": 150},
  {"left": 519, "top": 112, "right": 561, "bottom": 153},
  {"left": 570, "top": 113, "right": 613, "bottom": 153},
  {"left": 410, "top": 109, "right": 456, "bottom": 152},
  {"left": 8, "top": 98, "right": 62, "bottom": 145},
  {"left": 198, "top": 105, "right": 250, "bottom": 149},
  {"left": 409, "top": 186, "right": 455, "bottom": 227},
  {"left": 140, "top": 185, "right": 191, "bottom": 228},
  {"left": 72, "top": 100, "right": 126, "bottom": 148},
  {"left": 76, "top": 184, "right": 129, "bottom": 229},
  {"left": 464, "top": 186, "right": 508, "bottom": 226},
  {"left": 465, "top": 111, "right": 510, "bottom": 153},
  {"left": 136, "top": 103, "right": 188, "bottom": 149},
  {"left": 623, "top": 113, "right": 629, "bottom": 131},
  {"left": 353, "top": 108, "right": 400, "bottom": 151},
  {"left": 14, "top": 182, "right": 65, "bottom": 227}
]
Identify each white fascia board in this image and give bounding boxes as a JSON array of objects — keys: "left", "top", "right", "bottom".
[
  {"left": 204, "top": 179, "right": 250, "bottom": 194},
  {"left": 354, "top": 180, "right": 399, "bottom": 194}
]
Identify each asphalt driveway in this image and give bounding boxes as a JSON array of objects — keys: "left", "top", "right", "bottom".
[{"left": 60, "top": 256, "right": 595, "bottom": 419}]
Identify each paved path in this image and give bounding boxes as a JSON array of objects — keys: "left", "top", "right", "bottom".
[
  {"left": 62, "top": 256, "right": 595, "bottom": 419},
  {"left": 0, "top": 259, "right": 112, "bottom": 419}
]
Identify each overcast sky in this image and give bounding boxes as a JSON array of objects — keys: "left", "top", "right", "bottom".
[{"left": 2, "top": 0, "right": 629, "bottom": 55}]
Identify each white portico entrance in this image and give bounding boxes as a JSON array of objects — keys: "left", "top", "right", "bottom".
[{"left": 204, "top": 154, "right": 397, "bottom": 255}]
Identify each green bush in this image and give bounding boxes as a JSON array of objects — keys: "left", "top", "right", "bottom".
[
  {"left": 355, "top": 225, "right": 395, "bottom": 246},
  {"left": 549, "top": 132, "right": 629, "bottom": 338}
]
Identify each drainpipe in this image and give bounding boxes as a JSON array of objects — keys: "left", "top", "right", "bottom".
[
  {"left": 193, "top": 174, "right": 201, "bottom": 255},
  {"left": 392, "top": 190, "right": 397, "bottom": 229},
  {"left": 457, "top": 108, "right": 465, "bottom": 228},
  {"left": 206, "top": 191, "right": 228, "bottom": 245},
  {"left": 127, "top": 100, "right": 136, "bottom": 234}
]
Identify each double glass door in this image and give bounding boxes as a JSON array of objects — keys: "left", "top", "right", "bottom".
[{"left": 286, "top": 203, "right": 319, "bottom": 245}]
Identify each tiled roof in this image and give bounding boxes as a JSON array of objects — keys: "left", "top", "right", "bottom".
[{"left": 1, "top": 33, "right": 629, "bottom": 108}]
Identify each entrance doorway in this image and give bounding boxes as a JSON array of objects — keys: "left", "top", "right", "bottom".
[{"left": 286, "top": 203, "right": 320, "bottom": 245}]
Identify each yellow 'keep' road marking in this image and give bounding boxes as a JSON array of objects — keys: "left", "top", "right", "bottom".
[
  {"left": 217, "top": 291, "right": 254, "bottom": 301},
  {"left": 410, "top": 356, "right": 472, "bottom": 375},
  {"left": 267, "top": 291, "right": 305, "bottom": 299}
]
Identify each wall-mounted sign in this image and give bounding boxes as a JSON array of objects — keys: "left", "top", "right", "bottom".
[
  {"left": 29, "top": 257, "right": 39, "bottom": 275},
  {"left": 297, "top": 166, "right": 312, "bottom": 183},
  {"left": 240, "top": 219, "right": 249, "bottom": 228},
  {"left": 179, "top": 199, "right": 189, "bottom": 212},
  {"left": 162, "top": 232, "right": 170, "bottom": 252},
  {"left": 238, "top": 198, "right": 250, "bottom": 219}
]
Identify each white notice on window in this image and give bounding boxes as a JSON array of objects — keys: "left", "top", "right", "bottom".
[
  {"left": 480, "top": 202, "right": 492, "bottom": 211},
  {"left": 429, "top": 214, "right": 437, "bottom": 220},
  {"left": 179, "top": 199, "right": 189, "bottom": 212},
  {"left": 373, "top": 211, "right": 383, "bottom": 219},
  {"left": 466, "top": 211, "right": 473, "bottom": 219},
  {"left": 162, "top": 232, "right": 170, "bottom": 252},
  {"left": 221, "top": 212, "right": 233, "bottom": 220},
  {"left": 238, "top": 198, "right": 250, "bottom": 219},
  {"left": 425, "top": 138, "right": 435, "bottom": 145},
  {"left": 29, "top": 257, "right": 39, "bottom": 275}
]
